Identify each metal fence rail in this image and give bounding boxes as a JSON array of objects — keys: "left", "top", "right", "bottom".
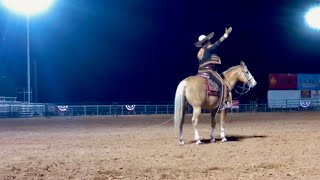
[
  {"left": 1, "top": 99, "right": 320, "bottom": 118},
  {"left": 51, "top": 105, "right": 177, "bottom": 116},
  {"left": 0, "top": 104, "right": 45, "bottom": 118}
]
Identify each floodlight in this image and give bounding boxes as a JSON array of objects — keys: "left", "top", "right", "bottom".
[
  {"left": 1, "top": 0, "right": 53, "bottom": 16},
  {"left": 1, "top": 0, "right": 55, "bottom": 103},
  {"left": 305, "top": 7, "right": 320, "bottom": 30}
]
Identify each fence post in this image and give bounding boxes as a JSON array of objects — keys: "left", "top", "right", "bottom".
[
  {"left": 121, "top": 105, "right": 123, "bottom": 115},
  {"left": 84, "top": 106, "right": 86, "bottom": 116},
  {"left": 265, "top": 104, "right": 267, "bottom": 112},
  {"left": 10, "top": 105, "right": 13, "bottom": 118},
  {"left": 96, "top": 106, "right": 99, "bottom": 115},
  {"left": 145, "top": 105, "right": 147, "bottom": 114},
  {"left": 167, "top": 105, "right": 169, "bottom": 114}
]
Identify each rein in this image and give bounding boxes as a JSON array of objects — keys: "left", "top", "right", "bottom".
[
  {"left": 233, "top": 83, "right": 251, "bottom": 98},
  {"left": 221, "top": 72, "right": 252, "bottom": 99}
]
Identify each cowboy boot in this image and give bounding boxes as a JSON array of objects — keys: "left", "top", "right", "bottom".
[
  {"left": 219, "top": 85, "right": 227, "bottom": 110},
  {"left": 222, "top": 85, "right": 232, "bottom": 109},
  {"left": 226, "top": 91, "right": 233, "bottom": 108}
]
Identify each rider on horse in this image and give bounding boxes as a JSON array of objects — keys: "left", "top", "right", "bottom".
[{"left": 194, "top": 27, "right": 233, "bottom": 109}]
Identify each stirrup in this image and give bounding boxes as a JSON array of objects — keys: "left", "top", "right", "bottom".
[
  {"left": 220, "top": 102, "right": 232, "bottom": 110},
  {"left": 225, "top": 102, "right": 233, "bottom": 108}
]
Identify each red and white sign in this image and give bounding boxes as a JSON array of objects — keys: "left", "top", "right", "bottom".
[
  {"left": 269, "top": 74, "right": 297, "bottom": 90},
  {"left": 232, "top": 100, "right": 239, "bottom": 109}
]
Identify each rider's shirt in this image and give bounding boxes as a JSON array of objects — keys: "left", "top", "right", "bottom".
[{"left": 197, "top": 40, "right": 222, "bottom": 70}]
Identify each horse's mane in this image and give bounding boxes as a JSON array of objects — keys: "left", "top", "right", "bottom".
[{"left": 222, "top": 65, "right": 241, "bottom": 75}]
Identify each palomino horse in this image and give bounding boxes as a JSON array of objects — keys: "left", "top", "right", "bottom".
[{"left": 174, "top": 61, "right": 257, "bottom": 145}]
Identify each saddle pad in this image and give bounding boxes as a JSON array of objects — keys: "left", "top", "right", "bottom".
[{"left": 197, "top": 73, "right": 220, "bottom": 96}]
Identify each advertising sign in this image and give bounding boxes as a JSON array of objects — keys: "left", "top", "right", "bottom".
[
  {"left": 311, "top": 90, "right": 320, "bottom": 99},
  {"left": 267, "top": 90, "right": 300, "bottom": 108},
  {"left": 297, "top": 74, "right": 320, "bottom": 90},
  {"left": 269, "top": 74, "right": 297, "bottom": 90},
  {"left": 300, "top": 90, "right": 311, "bottom": 99}
]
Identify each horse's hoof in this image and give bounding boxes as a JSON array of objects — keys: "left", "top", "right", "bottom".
[
  {"left": 210, "top": 138, "right": 216, "bottom": 143},
  {"left": 195, "top": 140, "right": 202, "bottom": 145},
  {"left": 221, "top": 138, "right": 228, "bottom": 142},
  {"left": 179, "top": 140, "right": 185, "bottom": 146}
]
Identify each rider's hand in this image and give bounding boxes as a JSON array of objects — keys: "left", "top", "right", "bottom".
[{"left": 225, "top": 27, "right": 232, "bottom": 35}]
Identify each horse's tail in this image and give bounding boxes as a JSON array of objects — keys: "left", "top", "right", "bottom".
[{"left": 174, "top": 80, "right": 187, "bottom": 133}]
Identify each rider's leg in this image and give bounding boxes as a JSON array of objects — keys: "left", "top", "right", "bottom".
[
  {"left": 223, "top": 85, "right": 232, "bottom": 108},
  {"left": 209, "top": 70, "right": 226, "bottom": 109},
  {"left": 228, "top": 91, "right": 232, "bottom": 107},
  {"left": 198, "top": 68, "right": 227, "bottom": 109}
]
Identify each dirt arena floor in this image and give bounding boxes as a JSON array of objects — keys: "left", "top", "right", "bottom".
[{"left": 0, "top": 112, "right": 320, "bottom": 180}]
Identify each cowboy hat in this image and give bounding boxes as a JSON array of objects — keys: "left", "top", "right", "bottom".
[{"left": 194, "top": 32, "right": 214, "bottom": 47}]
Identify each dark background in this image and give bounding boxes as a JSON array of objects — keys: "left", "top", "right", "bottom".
[{"left": 1, "top": 0, "right": 320, "bottom": 104}]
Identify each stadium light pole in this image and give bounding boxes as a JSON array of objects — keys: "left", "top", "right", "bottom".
[{"left": 1, "top": 0, "right": 54, "bottom": 104}]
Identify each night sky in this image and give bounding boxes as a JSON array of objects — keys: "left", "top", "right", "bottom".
[{"left": 0, "top": 1, "right": 320, "bottom": 104}]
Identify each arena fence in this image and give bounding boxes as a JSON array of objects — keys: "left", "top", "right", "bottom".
[
  {"left": 0, "top": 99, "right": 319, "bottom": 118},
  {"left": 0, "top": 104, "right": 45, "bottom": 118},
  {"left": 48, "top": 104, "right": 265, "bottom": 116}
]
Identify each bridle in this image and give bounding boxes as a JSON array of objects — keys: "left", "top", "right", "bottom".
[
  {"left": 235, "top": 66, "right": 254, "bottom": 98},
  {"left": 223, "top": 66, "right": 254, "bottom": 99}
]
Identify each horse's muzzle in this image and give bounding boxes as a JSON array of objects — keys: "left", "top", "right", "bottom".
[{"left": 249, "top": 80, "right": 257, "bottom": 88}]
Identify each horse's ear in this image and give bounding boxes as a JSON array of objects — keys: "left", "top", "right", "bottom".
[{"left": 240, "top": 61, "right": 245, "bottom": 66}]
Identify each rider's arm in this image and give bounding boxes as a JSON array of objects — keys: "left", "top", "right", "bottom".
[
  {"left": 207, "top": 27, "right": 232, "bottom": 51},
  {"left": 197, "top": 48, "right": 204, "bottom": 60},
  {"left": 206, "top": 34, "right": 228, "bottom": 51}
]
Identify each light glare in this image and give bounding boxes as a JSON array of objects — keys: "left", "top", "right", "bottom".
[
  {"left": 1, "top": 0, "right": 54, "bottom": 16},
  {"left": 305, "top": 7, "right": 320, "bottom": 30}
]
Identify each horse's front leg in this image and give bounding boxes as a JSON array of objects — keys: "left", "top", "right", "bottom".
[
  {"left": 210, "top": 109, "right": 218, "bottom": 143},
  {"left": 192, "top": 107, "right": 202, "bottom": 145},
  {"left": 220, "top": 109, "right": 228, "bottom": 142}
]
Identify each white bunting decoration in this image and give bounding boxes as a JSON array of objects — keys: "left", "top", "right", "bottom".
[
  {"left": 125, "top": 105, "right": 136, "bottom": 111},
  {"left": 300, "top": 101, "right": 311, "bottom": 108},
  {"left": 58, "top": 106, "right": 68, "bottom": 112}
]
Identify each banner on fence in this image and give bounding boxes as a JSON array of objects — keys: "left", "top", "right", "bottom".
[
  {"left": 232, "top": 100, "right": 239, "bottom": 109},
  {"left": 301, "top": 90, "right": 311, "bottom": 99},
  {"left": 300, "top": 100, "right": 311, "bottom": 108},
  {"left": 311, "top": 90, "right": 320, "bottom": 99},
  {"left": 297, "top": 74, "right": 320, "bottom": 90},
  {"left": 125, "top": 105, "right": 136, "bottom": 111},
  {"left": 267, "top": 90, "right": 300, "bottom": 108},
  {"left": 58, "top": 106, "right": 68, "bottom": 112},
  {"left": 269, "top": 74, "right": 297, "bottom": 90}
]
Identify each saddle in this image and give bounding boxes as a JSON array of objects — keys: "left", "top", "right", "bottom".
[{"left": 197, "top": 73, "right": 221, "bottom": 97}]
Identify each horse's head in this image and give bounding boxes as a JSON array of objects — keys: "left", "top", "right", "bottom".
[{"left": 237, "top": 61, "right": 257, "bottom": 88}]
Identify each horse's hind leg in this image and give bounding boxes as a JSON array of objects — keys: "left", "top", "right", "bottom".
[
  {"left": 192, "top": 107, "right": 202, "bottom": 145},
  {"left": 210, "top": 109, "right": 218, "bottom": 143},
  {"left": 179, "top": 109, "right": 186, "bottom": 145},
  {"left": 220, "top": 109, "right": 228, "bottom": 142}
]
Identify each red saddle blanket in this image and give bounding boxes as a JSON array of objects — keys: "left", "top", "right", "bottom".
[{"left": 197, "top": 73, "right": 221, "bottom": 97}]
